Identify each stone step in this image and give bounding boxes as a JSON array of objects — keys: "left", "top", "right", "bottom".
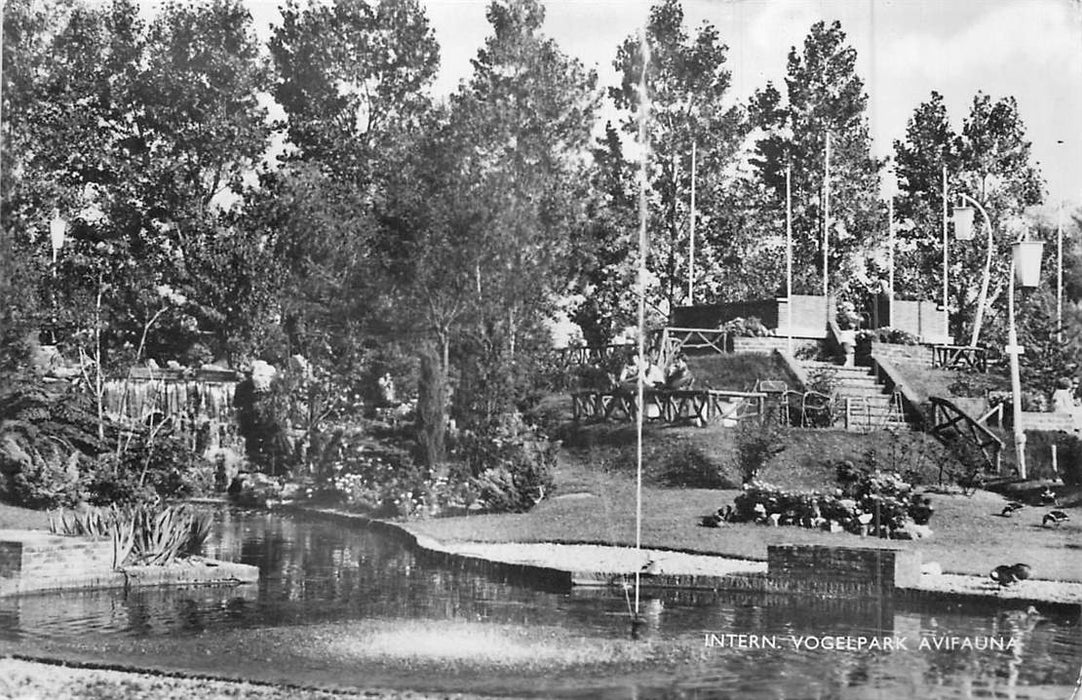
[{"left": 837, "top": 387, "right": 892, "bottom": 398}]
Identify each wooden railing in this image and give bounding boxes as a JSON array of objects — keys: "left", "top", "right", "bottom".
[
  {"left": 548, "top": 343, "right": 634, "bottom": 369},
  {"left": 654, "top": 327, "right": 731, "bottom": 367},
  {"left": 779, "top": 389, "right": 835, "bottom": 428},
  {"left": 841, "top": 392, "right": 907, "bottom": 433},
  {"left": 928, "top": 396, "right": 1003, "bottom": 474},
  {"left": 571, "top": 388, "right": 765, "bottom": 426},
  {"left": 931, "top": 345, "right": 987, "bottom": 373}
]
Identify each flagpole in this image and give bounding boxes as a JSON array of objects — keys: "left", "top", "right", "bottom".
[
  {"left": 634, "top": 28, "right": 650, "bottom": 621},
  {"left": 786, "top": 161, "right": 793, "bottom": 355},
  {"left": 688, "top": 141, "right": 696, "bottom": 305}
]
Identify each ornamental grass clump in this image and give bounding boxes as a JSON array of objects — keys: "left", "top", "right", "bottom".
[{"left": 49, "top": 504, "right": 213, "bottom": 568}]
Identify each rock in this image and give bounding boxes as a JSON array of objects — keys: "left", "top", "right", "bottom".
[
  {"left": 921, "top": 562, "right": 943, "bottom": 576},
  {"left": 896, "top": 522, "right": 934, "bottom": 540},
  {"left": 250, "top": 360, "right": 277, "bottom": 391},
  {"left": 229, "top": 471, "right": 282, "bottom": 507}
]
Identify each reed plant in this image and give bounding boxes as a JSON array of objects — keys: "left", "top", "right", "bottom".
[{"left": 48, "top": 504, "right": 213, "bottom": 567}]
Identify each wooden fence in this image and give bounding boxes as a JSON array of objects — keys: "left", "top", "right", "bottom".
[
  {"left": 928, "top": 396, "right": 1003, "bottom": 473},
  {"left": 931, "top": 345, "right": 988, "bottom": 373},
  {"left": 571, "top": 388, "right": 766, "bottom": 426}
]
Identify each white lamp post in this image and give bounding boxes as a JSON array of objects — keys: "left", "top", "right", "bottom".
[
  {"left": 951, "top": 194, "right": 994, "bottom": 347},
  {"left": 49, "top": 213, "right": 67, "bottom": 269},
  {"left": 1007, "top": 237, "right": 1044, "bottom": 480}
]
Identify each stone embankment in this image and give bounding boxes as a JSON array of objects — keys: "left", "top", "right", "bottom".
[
  {"left": 0, "top": 529, "right": 258, "bottom": 596},
  {"left": 301, "top": 507, "right": 1082, "bottom": 609}
]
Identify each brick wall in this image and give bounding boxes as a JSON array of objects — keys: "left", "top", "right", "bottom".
[
  {"left": 873, "top": 299, "right": 950, "bottom": 344},
  {"left": 866, "top": 342, "right": 928, "bottom": 367},
  {"left": 1019, "top": 412, "right": 1079, "bottom": 432},
  {"left": 767, "top": 544, "right": 921, "bottom": 591},
  {"left": 733, "top": 337, "right": 819, "bottom": 356},
  {"left": 0, "top": 534, "right": 115, "bottom": 580},
  {"left": 776, "top": 295, "right": 830, "bottom": 338}
]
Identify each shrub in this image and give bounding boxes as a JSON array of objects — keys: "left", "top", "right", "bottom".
[
  {"left": 1057, "top": 434, "right": 1082, "bottom": 486},
  {"left": 722, "top": 316, "right": 771, "bottom": 338},
  {"left": 315, "top": 437, "right": 430, "bottom": 517},
  {"left": 662, "top": 444, "right": 730, "bottom": 489},
  {"left": 86, "top": 429, "right": 211, "bottom": 506},
  {"left": 49, "top": 504, "right": 213, "bottom": 567},
  {"left": 731, "top": 472, "right": 929, "bottom": 537},
  {"left": 455, "top": 413, "right": 556, "bottom": 513},
  {"left": 733, "top": 419, "right": 788, "bottom": 484}
]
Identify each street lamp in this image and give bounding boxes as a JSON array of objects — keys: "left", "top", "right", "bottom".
[
  {"left": 49, "top": 212, "right": 67, "bottom": 268},
  {"left": 1007, "top": 237, "right": 1044, "bottom": 480},
  {"left": 951, "top": 194, "right": 994, "bottom": 347}
]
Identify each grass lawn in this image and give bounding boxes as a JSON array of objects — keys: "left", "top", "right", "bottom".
[
  {"left": 408, "top": 426, "right": 1082, "bottom": 583},
  {"left": 0, "top": 501, "right": 49, "bottom": 530}
]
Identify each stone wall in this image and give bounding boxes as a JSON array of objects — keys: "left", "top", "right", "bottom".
[
  {"left": 767, "top": 544, "right": 922, "bottom": 592},
  {"left": 869, "top": 298, "right": 950, "bottom": 344},
  {"left": 0, "top": 532, "right": 114, "bottom": 581},
  {"left": 732, "top": 337, "right": 818, "bottom": 356}
]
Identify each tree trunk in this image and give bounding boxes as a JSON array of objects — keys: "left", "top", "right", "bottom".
[{"left": 416, "top": 339, "right": 447, "bottom": 473}]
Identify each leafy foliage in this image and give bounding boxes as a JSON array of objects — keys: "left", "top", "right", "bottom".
[
  {"left": 454, "top": 413, "right": 556, "bottom": 513},
  {"left": 611, "top": 0, "right": 747, "bottom": 310},
  {"left": 748, "top": 20, "right": 883, "bottom": 300},
  {"left": 49, "top": 503, "right": 213, "bottom": 567},
  {"left": 733, "top": 419, "right": 789, "bottom": 484}
]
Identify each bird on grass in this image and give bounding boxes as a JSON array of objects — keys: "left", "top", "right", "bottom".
[
  {"left": 990, "top": 563, "right": 1032, "bottom": 587},
  {"left": 1043, "top": 510, "right": 1070, "bottom": 528},
  {"left": 1039, "top": 487, "right": 1058, "bottom": 506},
  {"left": 700, "top": 505, "right": 732, "bottom": 528},
  {"left": 1000, "top": 501, "right": 1025, "bottom": 517}
]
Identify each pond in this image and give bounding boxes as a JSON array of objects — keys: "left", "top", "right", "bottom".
[{"left": 0, "top": 506, "right": 1079, "bottom": 699}]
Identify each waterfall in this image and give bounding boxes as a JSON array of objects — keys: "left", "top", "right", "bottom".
[{"left": 101, "top": 373, "right": 242, "bottom": 452}]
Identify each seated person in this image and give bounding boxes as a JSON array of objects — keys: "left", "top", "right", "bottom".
[
  {"left": 665, "top": 353, "right": 692, "bottom": 389},
  {"left": 619, "top": 353, "right": 666, "bottom": 391},
  {"left": 1052, "top": 377, "right": 1077, "bottom": 413},
  {"left": 644, "top": 354, "right": 666, "bottom": 389}
]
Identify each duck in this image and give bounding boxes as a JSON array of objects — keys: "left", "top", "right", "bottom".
[
  {"left": 1042, "top": 510, "right": 1070, "bottom": 527},
  {"left": 699, "top": 505, "right": 732, "bottom": 528},
  {"left": 641, "top": 558, "right": 662, "bottom": 576},
  {"left": 1039, "top": 487, "right": 1058, "bottom": 506},
  {"left": 1000, "top": 501, "right": 1025, "bottom": 517},
  {"left": 990, "top": 563, "right": 1032, "bottom": 587}
]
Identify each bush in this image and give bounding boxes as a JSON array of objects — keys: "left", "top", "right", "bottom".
[
  {"left": 313, "top": 435, "right": 431, "bottom": 517},
  {"left": 733, "top": 419, "right": 788, "bottom": 484},
  {"left": 722, "top": 316, "right": 771, "bottom": 338},
  {"left": 1058, "top": 434, "right": 1082, "bottom": 486},
  {"left": 455, "top": 413, "right": 556, "bottom": 513},
  {"left": 732, "top": 471, "right": 930, "bottom": 537},
  {"left": 86, "top": 430, "right": 211, "bottom": 506},
  {"left": 661, "top": 444, "right": 730, "bottom": 489},
  {"left": 49, "top": 503, "right": 213, "bottom": 567}
]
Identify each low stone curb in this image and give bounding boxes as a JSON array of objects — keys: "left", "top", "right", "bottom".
[
  {"left": 289, "top": 505, "right": 1082, "bottom": 610},
  {"left": 0, "top": 557, "right": 259, "bottom": 597}
]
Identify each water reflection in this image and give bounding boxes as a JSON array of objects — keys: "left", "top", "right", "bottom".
[{"left": 0, "top": 506, "right": 1078, "bottom": 699}]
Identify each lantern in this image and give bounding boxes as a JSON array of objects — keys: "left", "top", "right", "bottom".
[
  {"left": 952, "top": 205, "right": 976, "bottom": 241},
  {"left": 1012, "top": 240, "right": 1044, "bottom": 288},
  {"left": 49, "top": 214, "right": 67, "bottom": 263}
]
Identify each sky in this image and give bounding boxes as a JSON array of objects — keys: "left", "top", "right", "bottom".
[{"left": 242, "top": 0, "right": 1082, "bottom": 206}]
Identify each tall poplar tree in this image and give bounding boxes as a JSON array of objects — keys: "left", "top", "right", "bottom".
[{"left": 749, "top": 20, "right": 883, "bottom": 301}]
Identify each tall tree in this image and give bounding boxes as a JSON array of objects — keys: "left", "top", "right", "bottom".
[
  {"left": 749, "top": 20, "right": 883, "bottom": 301},
  {"left": 2, "top": 0, "right": 273, "bottom": 366},
  {"left": 894, "top": 92, "right": 1044, "bottom": 342},
  {"left": 376, "top": 0, "right": 598, "bottom": 463},
  {"left": 611, "top": 0, "right": 745, "bottom": 313},
  {"left": 269, "top": 0, "right": 439, "bottom": 184}
]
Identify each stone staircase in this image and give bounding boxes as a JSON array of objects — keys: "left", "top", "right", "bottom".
[{"left": 800, "top": 361, "right": 911, "bottom": 432}]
